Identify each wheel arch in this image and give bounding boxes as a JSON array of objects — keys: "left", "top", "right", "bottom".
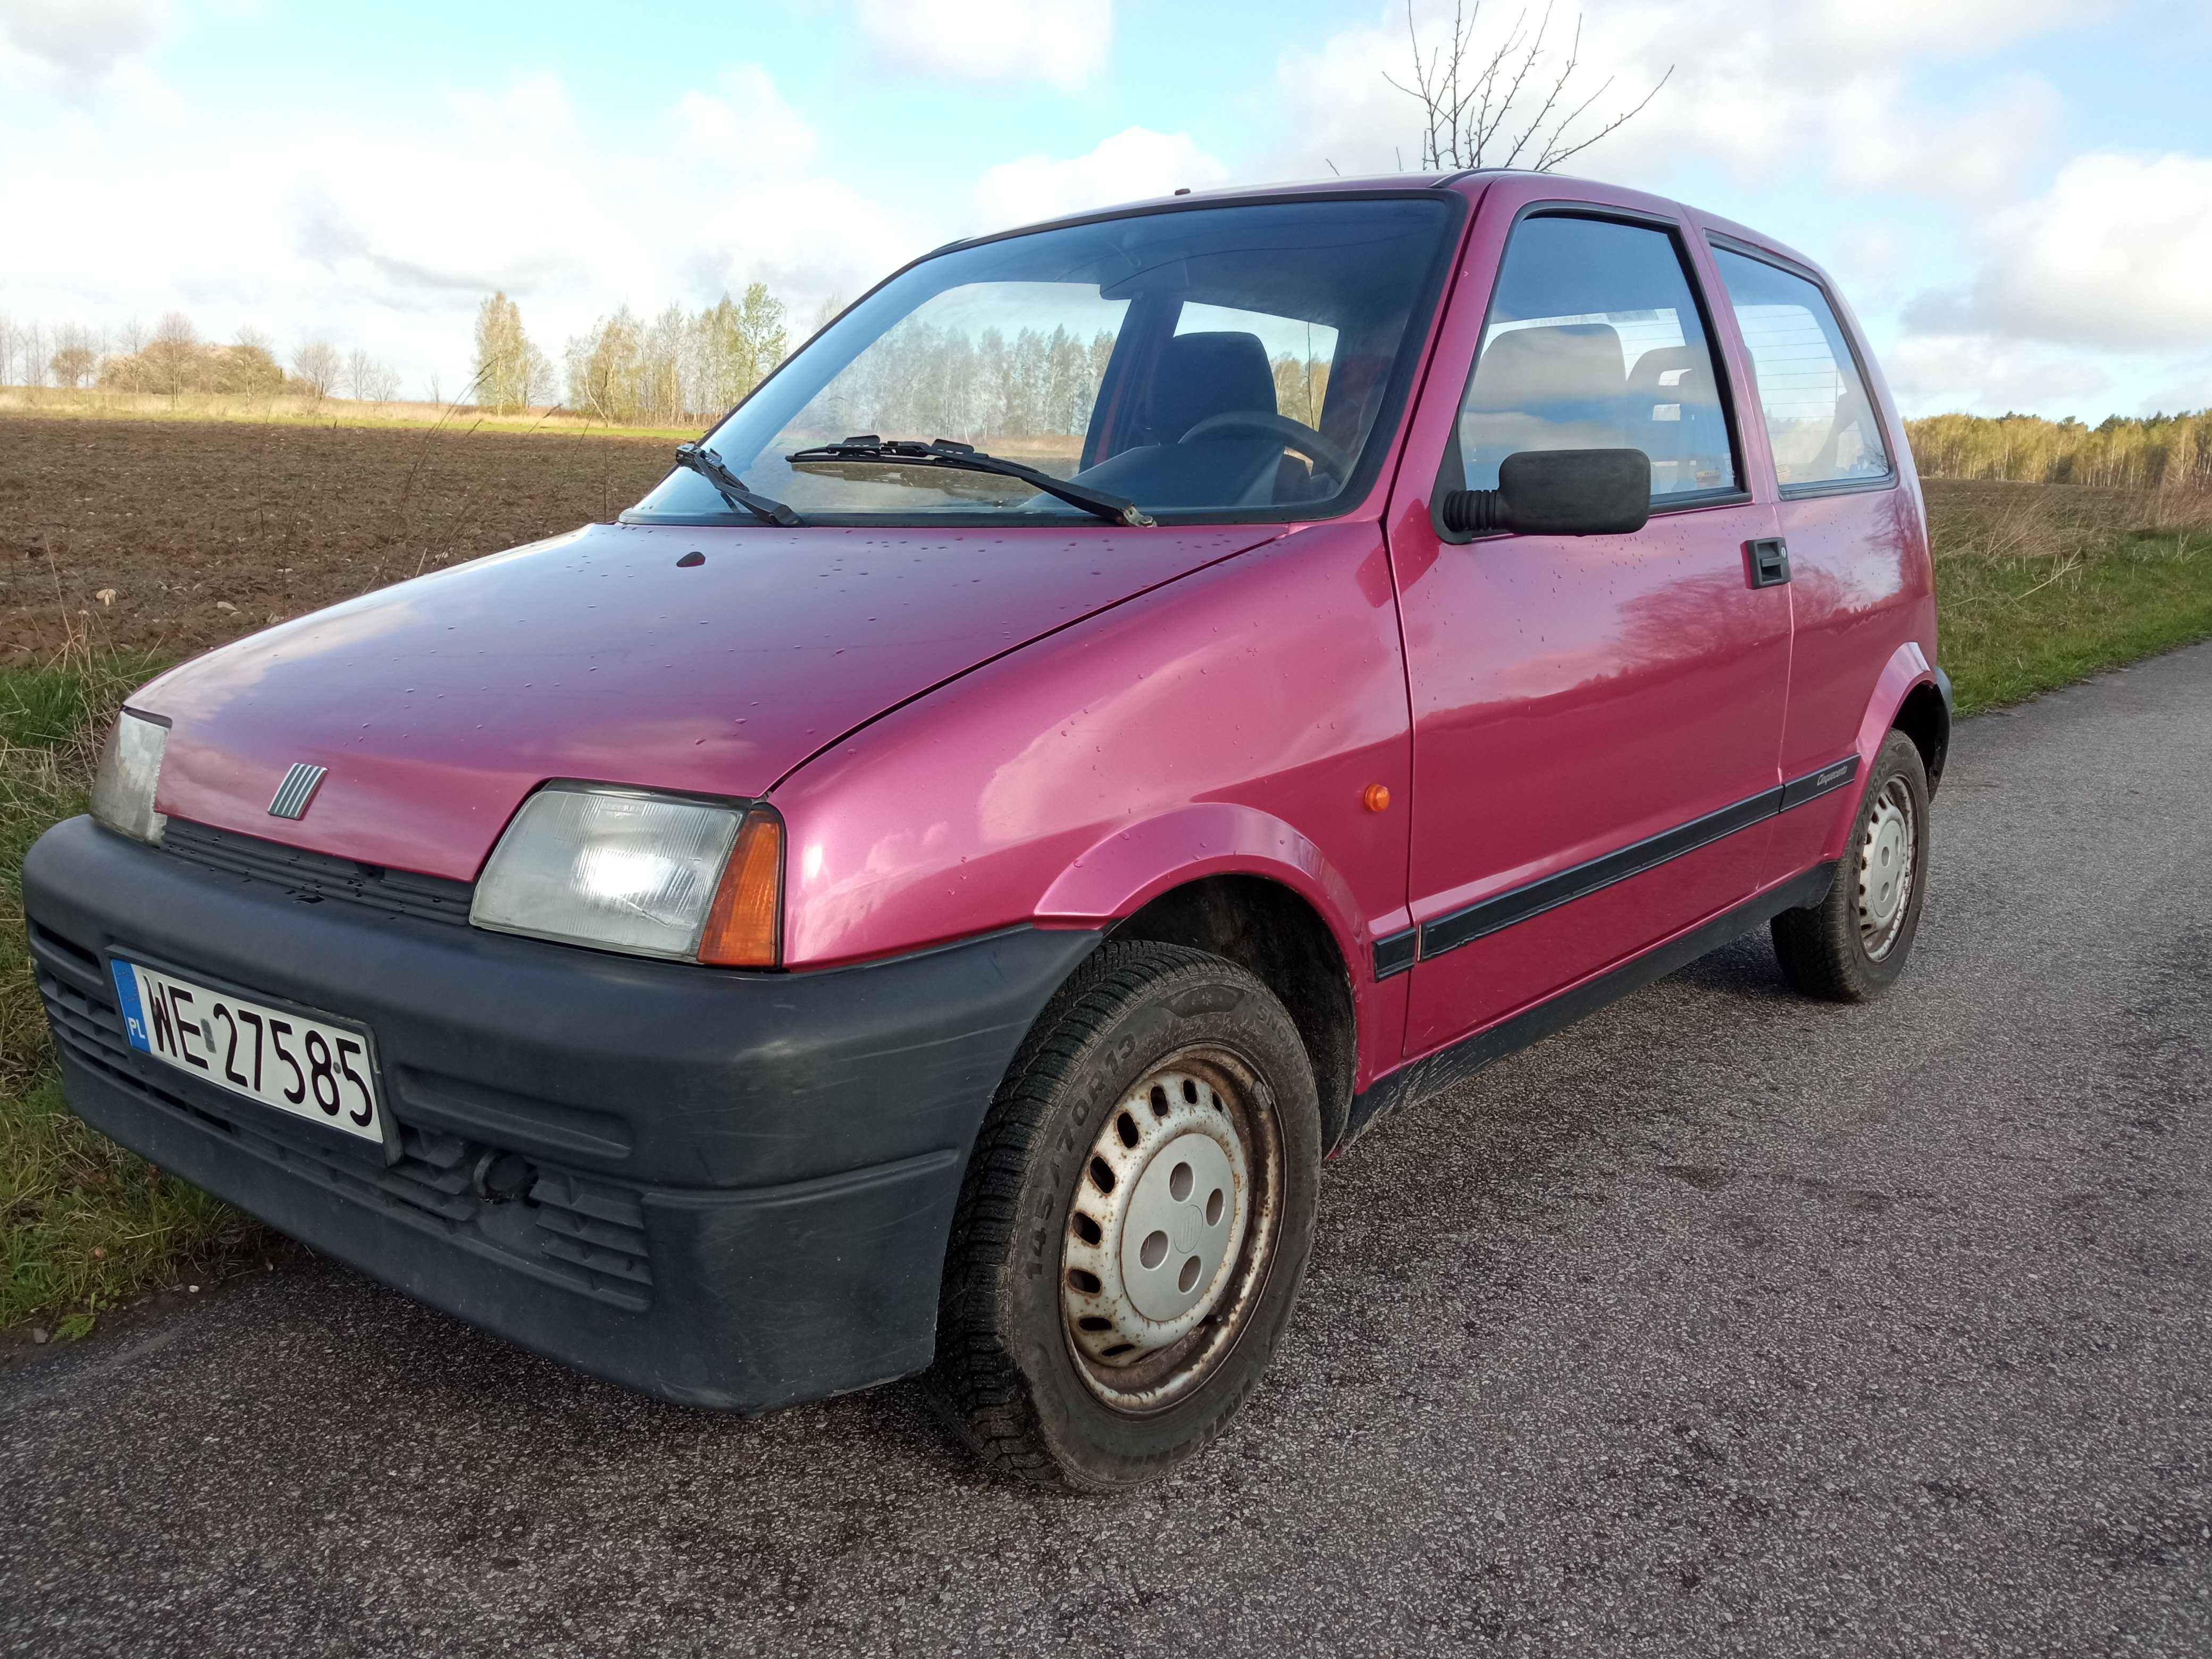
[
  {"left": 1891, "top": 676, "right": 1951, "bottom": 798},
  {"left": 1103, "top": 873, "right": 1359, "bottom": 1152}
]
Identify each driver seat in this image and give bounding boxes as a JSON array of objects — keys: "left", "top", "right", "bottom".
[{"left": 1143, "top": 331, "right": 1278, "bottom": 445}]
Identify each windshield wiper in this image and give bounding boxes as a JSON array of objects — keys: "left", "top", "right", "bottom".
[
  {"left": 672, "top": 442, "right": 801, "bottom": 526},
  {"left": 784, "top": 437, "right": 1155, "bottom": 529}
]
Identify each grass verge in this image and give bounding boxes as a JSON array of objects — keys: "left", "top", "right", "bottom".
[
  {"left": 3, "top": 657, "right": 265, "bottom": 1339},
  {"left": 1928, "top": 483, "right": 2212, "bottom": 714},
  {"left": 3, "top": 485, "right": 2212, "bottom": 1338}
]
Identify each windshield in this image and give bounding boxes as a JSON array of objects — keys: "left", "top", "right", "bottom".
[{"left": 625, "top": 196, "right": 1459, "bottom": 526}]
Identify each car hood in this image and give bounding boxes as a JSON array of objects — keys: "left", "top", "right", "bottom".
[{"left": 139, "top": 519, "right": 1278, "bottom": 881}]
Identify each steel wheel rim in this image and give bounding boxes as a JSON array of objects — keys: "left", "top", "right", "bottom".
[
  {"left": 1856, "top": 777, "right": 1917, "bottom": 960},
  {"left": 1060, "top": 1046, "right": 1284, "bottom": 1414}
]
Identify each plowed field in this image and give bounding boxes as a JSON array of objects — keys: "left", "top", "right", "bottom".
[{"left": 2, "top": 416, "right": 673, "bottom": 663}]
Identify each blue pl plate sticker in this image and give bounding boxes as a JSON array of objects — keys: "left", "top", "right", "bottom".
[{"left": 110, "top": 959, "right": 153, "bottom": 1052}]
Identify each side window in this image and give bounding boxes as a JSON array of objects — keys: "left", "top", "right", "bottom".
[
  {"left": 1710, "top": 247, "right": 1889, "bottom": 490},
  {"left": 1453, "top": 214, "right": 1736, "bottom": 500}
]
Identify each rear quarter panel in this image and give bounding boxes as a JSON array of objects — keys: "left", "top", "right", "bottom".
[{"left": 768, "top": 522, "right": 1415, "bottom": 1089}]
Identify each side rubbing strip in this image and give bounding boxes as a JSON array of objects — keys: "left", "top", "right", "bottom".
[
  {"left": 1372, "top": 929, "right": 1417, "bottom": 981},
  {"left": 1779, "top": 753, "right": 1860, "bottom": 810},
  {"left": 1415, "top": 757, "right": 1863, "bottom": 963}
]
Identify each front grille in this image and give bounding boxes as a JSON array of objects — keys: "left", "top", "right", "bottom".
[
  {"left": 33, "top": 951, "right": 651, "bottom": 1311},
  {"left": 161, "top": 817, "right": 473, "bottom": 927}
]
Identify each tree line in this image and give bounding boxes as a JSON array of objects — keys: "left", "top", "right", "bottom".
[
  {"left": 474, "top": 289, "right": 1328, "bottom": 441},
  {"left": 476, "top": 284, "right": 800, "bottom": 426},
  {"left": 12, "top": 294, "right": 2201, "bottom": 482},
  {"left": 0, "top": 311, "right": 405, "bottom": 403},
  {"left": 1904, "top": 411, "right": 2212, "bottom": 494}
]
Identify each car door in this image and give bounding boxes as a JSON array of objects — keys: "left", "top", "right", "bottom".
[
  {"left": 1384, "top": 191, "right": 1793, "bottom": 1058},
  {"left": 1704, "top": 237, "right": 1930, "bottom": 877}
]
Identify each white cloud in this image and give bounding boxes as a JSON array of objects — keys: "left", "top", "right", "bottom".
[
  {"left": 1905, "top": 152, "right": 2212, "bottom": 353},
  {"left": 2134, "top": 355, "right": 2212, "bottom": 416},
  {"left": 0, "top": 62, "right": 921, "bottom": 397},
  {"left": 1821, "top": 74, "right": 2062, "bottom": 202},
  {"left": 0, "top": 0, "right": 172, "bottom": 80},
  {"left": 1785, "top": 0, "right": 2083, "bottom": 60},
  {"left": 853, "top": 0, "right": 1112, "bottom": 93},
  {"left": 447, "top": 69, "right": 577, "bottom": 139},
  {"left": 669, "top": 65, "right": 817, "bottom": 175},
  {"left": 1260, "top": 1, "right": 2072, "bottom": 202},
  {"left": 1882, "top": 333, "right": 2114, "bottom": 416},
  {"left": 968, "top": 127, "right": 1228, "bottom": 229}
]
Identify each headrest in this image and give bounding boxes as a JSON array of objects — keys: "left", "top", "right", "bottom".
[
  {"left": 1627, "top": 344, "right": 1706, "bottom": 393},
  {"left": 1150, "top": 331, "right": 1277, "bottom": 441},
  {"left": 1467, "top": 323, "right": 1626, "bottom": 412}
]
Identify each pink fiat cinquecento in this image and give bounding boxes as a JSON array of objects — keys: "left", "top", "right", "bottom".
[{"left": 26, "top": 171, "right": 1947, "bottom": 1488}]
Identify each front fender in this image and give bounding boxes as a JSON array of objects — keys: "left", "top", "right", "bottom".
[{"left": 1035, "top": 802, "right": 1369, "bottom": 966}]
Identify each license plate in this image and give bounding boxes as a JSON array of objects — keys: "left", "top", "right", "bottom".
[{"left": 108, "top": 959, "right": 387, "bottom": 1145}]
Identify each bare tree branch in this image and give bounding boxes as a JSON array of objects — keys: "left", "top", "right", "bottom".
[
  {"left": 1386, "top": 2, "right": 1671, "bottom": 173},
  {"left": 1533, "top": 64, "right": 1673, "bottom": 170}
]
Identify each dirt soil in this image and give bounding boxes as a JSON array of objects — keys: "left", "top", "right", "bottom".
[{"left": 1, "top": 415, "right": 674, "bottom": 664}]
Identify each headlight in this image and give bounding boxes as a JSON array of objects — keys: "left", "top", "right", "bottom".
[
  {"left": 470, "top": 783, "right": 783, "bottom": 967},
  {"left": 89, "top": 710, "right": 169, "bottom": 844}
]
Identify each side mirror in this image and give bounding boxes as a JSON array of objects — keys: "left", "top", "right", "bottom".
[{"left": 1438, "top": 448, "right": 1652, "bottom": 540}]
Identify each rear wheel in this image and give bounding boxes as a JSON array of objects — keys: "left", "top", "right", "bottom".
[
  {"left": 927, "top": 940, "right": 1321, "bottom": 1489},
  {"left": 1772, "top": 728, "right": 1931, "bottom": 1001}
]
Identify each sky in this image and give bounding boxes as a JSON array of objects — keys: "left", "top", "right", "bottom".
[{"left": 4, "top": 0, "right": 2210, "bottom": 421}]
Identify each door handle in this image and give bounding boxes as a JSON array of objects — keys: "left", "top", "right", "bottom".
[{"left": 1746, "top": 537, "right": 1791, "bottom": 589}]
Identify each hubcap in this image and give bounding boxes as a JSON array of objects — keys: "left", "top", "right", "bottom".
[
  {"left": 1856, "top": 777, "right": 1917, "bottom": 960},
  {"left": 1060, "top": 1053, "right": 1281, "bottom": 1412}
]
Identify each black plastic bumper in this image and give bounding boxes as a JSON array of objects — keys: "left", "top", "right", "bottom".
[{"left": 23, "top": 815, "right": 1100, "bottom": 1411}]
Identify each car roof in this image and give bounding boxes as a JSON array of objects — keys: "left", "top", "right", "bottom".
[{"left": 935, "top": 169, "right": 1830, "bottom": 289}]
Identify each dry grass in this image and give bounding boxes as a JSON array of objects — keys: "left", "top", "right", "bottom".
[{"left": 1924, "top": 477, "right": 2212, "bottom": 560}]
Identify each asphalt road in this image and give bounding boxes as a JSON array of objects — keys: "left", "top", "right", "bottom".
[{"left": 5, "top": 643, "right": 2210, "bottom": 1657}]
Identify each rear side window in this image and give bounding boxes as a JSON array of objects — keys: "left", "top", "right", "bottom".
[
  {"left": 1453, "top": 214, "right": 1736, "bottom": 500},
  {"left": 1710, "top": 247, "right": 1889, "bottom": 490}
]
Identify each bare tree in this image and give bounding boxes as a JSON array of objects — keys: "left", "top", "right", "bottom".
[
  {"left": 1386, "top": 2, "right": 1671, "bottom": 172},
  {"left": 147, "top": 313, "right": 199, "bottom": 397},
  {"left": 292, "top": 339, "right": 340, "bottom": 398},
  {"left": 17, "top": 318, "right": 48, "bottom": 388},
  {"left": 51, "top": 324, "right": 97, "bottom": 388}
]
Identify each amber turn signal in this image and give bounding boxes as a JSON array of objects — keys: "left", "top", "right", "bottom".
[
  {"left": 699, "top": 811, "right": 783, "bottom": 967},
  {"left": 1362, "top": 783, "right": 1391, "bottom": 813}
]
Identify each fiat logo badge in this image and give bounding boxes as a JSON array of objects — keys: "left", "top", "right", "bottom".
[{"left": 268, "top": 763, "right": 328, "bottom": 819}]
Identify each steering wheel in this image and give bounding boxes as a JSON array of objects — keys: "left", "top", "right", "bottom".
[{"left": 1177, "top": 411, "right": 1355, "bottom": 483}]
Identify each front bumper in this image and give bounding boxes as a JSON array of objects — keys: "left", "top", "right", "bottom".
[{"left": 23, "top": 815, "right": 1099, "bottom": 1411}]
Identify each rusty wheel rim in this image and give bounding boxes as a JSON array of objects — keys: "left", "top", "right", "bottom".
[{"left": 1059, "top": 1046, "right": 1284, "bottom": 1414}]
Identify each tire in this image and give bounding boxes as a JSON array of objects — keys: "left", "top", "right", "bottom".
[
  {"left": 926, "top": 939, "right": 1322, "bottom": 1490},
  {"left": 1771, "top": 728, "right": 1931, "bottom": 1001}
]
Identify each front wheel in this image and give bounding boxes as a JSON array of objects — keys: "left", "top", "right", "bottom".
[
  {"left": 1771, "top": 727, "right": 1932, "bottom": 1001},
  {"left": 927, "top": 940, "right": 1321, "bottom": 1489}
]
